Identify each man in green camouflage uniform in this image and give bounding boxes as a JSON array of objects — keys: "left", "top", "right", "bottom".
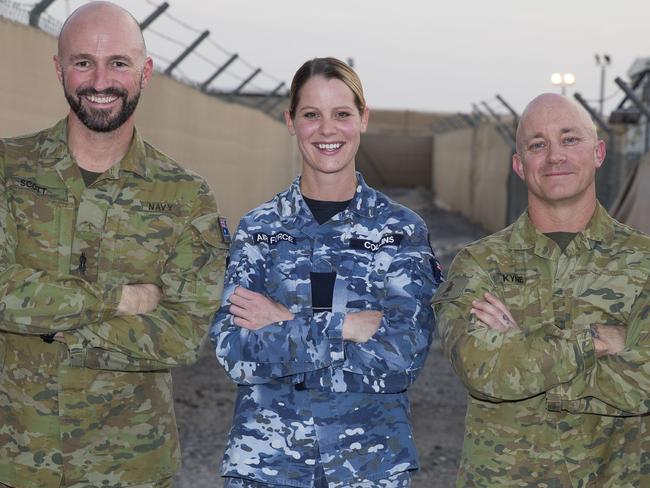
[
  {"left": 434, "top": 93, "right": 650, "bottom": 487},
  {"left": 0, "top": 3, "right": 227, "bottom": 487}
]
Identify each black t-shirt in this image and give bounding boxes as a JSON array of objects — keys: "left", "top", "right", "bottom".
[
  {"left": 303, "top": 196, "right": 353, "bottom": 312},
  {"left": 79, "top": 167, "right": 103, "bottom": 187},
  {"left": 303, "top": 196, "right": 352, "bottom": 225},
  {"left": 545, "top": 231, "right": 577, "bottom": 252}
]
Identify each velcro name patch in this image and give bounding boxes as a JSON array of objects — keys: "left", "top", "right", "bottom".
[
  {"left": 350, "top": 233, "right": 403, "bottom": 252},
  {"left": 254, "top": 232, "right": 296, "bottom": 245}
]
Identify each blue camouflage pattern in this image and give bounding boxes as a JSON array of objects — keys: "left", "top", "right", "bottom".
[{"left": 211, "top": 173, "right": 439, "bottom": 487}]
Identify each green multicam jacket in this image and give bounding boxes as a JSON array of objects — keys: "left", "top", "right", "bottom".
[
  {"left": 434, "top": 204, "right": 650, "bottom": 487},
  {"left": 0, "top": 119, "right": 227, "bottom": 488}
]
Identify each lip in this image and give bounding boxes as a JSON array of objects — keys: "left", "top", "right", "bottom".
[{"left": 544, "top": 171, "right": 574, "bottom": 176}]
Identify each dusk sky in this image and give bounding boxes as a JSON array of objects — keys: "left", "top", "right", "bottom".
[{"left": 40, "top": 0, "right": 649, "bottom": 115}]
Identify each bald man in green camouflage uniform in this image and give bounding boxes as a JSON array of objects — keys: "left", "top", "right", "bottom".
[
  {"left": 434, "top": 93, "right": 649, "bottom": 487},
  {"left": 0, "top": 3, "right": 227, "bottom": 488}
]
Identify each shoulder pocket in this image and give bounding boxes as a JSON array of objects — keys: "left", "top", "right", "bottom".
[
  {"left": 190, "top": 213, "right": 227, "bottom": 249},
  {"left": 432, "top": 276, "right": 469, "bottom": 304}
]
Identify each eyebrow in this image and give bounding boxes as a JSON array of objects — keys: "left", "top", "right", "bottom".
[
  {"left": 69, "top": 53, "right": 134, "bottom": 63},
  {"left": 298, "top": 105, "right": 355, "bottom": 111},
  {"left": 528, "top": 127, "right": 579, "bottom": 140}
]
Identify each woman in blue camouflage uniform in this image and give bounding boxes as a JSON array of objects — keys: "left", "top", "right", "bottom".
[{"left": 211, "top": 57, "right": 440, "bottom": 488}]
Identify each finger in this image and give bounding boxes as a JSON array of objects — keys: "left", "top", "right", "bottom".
[
  {"left": 234, "top": 286, "right": 261, "bottom": 300},
  {"left": 229, "top": 304, "right": 252, "bottom": 321},
  {"left": 471, "top": 308, "right": 509, "bottom": 331},
  {"left": 229, "top": 293, "right": 251, "bottom": 307},
  {"left": 471, "top": 300, "right": 503, "bottom": 321},
  {"left": 233, "top": 316, "right": 257, "bottom": 330},
  {"left": 483, "top": 293, "right": 515, "bottom": 320}
]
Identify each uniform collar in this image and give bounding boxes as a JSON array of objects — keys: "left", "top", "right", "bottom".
[
  {"left": 42, "top": 117, "right": 149, "bottom": 179},
  {"left": 277, "top": 171, "right": 380, "bottom": 222},
  {"left": 509, "top": 202, "right": 615, "bottom": 254}
]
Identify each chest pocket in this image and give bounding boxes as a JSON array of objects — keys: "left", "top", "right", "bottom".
[
  {"left": 107, "top": 201, "right": 184, "bottom": 282},
  {"left": 570, "top": 269, "right": 643, "bottom": 327},
  {"left": 264, "top": 242, "right": 312, "bottom": 312},
  {"left": 497, "top": 268, "right": 548, "bottom": 331},
  {"left": 7, "top": 178, "right": 72, "bottom": 271},
  {"left": 342, "top": 236, "right": 401, "bottom": 306}
]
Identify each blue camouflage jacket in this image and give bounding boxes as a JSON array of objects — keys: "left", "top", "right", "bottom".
[{"left": 211, "top": 173, "right": 439, "bottom": 487}]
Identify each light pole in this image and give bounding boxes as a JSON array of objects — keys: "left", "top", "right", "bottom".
[
  {"left": 551, "top": 73, "right": 576, "bottom": 96},
  {"left": 595, "top": 54, "right": 611, "bottom": 116}
]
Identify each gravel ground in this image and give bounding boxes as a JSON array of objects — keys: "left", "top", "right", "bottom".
[{"left": 172, "top": 188, "right": 487, "bottom": 488}]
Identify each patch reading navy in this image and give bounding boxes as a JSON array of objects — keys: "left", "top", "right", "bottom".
[
  {"left": 350, "top": 233, "right": 403, "bottom": 252},
  {"left": 254, "top": 232, "right": 296, "bottom": 245},
  {"left": 219, "top": 216, "right": 231, "bottom": 244}
]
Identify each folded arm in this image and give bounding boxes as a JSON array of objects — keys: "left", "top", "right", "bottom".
[{"left": 434, "top": 249, "right": 595, "bottom": 402}]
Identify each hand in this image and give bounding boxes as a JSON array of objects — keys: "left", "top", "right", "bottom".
[
  {"left": 591, "top": 324, "right": 626, "bottom": 358},
  {"left": 342, "top": 310, "right": 383, "bottom": 343},
  {"left": 53, "top": 332, "right": 66, "bottom": 343},
  {"left": 471, "top": 292, "right": 519, "bottom": 332},
  {"left": 117, "top": 284, "right": 163, "bottom": 316},
  {"left": 229, "top": 286, "right": 294, "bottom": 330}
]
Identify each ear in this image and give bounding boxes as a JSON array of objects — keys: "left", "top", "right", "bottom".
[
  {"left": 53, "top": 55, "right": 63, "bottom": 84},
  {"left": 140, "top": 57, "right": 154, "bottom": 89},
  {"left": 594, "top": 139, "right": 606, "bottom": 168},
  {"left": 512, "top": 153, "right": 526, "bottom": 181},
  {"left": 284, "top": 111, "right": 296, "bottom": 136},
  {"left": 360, "top": 106, "right": 369, "bottom": 133}
]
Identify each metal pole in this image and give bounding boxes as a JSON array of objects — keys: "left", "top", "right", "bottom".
[
  {"left": 457, "top": 112, "right": 476, "bottom": 128},
  {"left": 495, "top": 94, "right": 519, "bottom": 121},
  {"left": 257, "top": 82, "right": 286, "bottom": 108},
  {"left": 29, "top": 0, "right": 58, "bottom": 28},
  {"left": 264, "top": 93, "right": 289, "bottom": 114},
  {"left": 573, "top": 93, "right": 612, "bottom": 134},
  {"left": 139, "top": 2, "right": 169, "bottom": 31},
  {"left": 201, "top": 53, "right": 238, "bottom": 90},
  {"left": 231, "top": 68, "right": 262, "bottom": 95},
  {"left": 164, "top": 30, "right": 210, "bottom": 76},
  {"left": 482, "top": 101, "right": 516, "bottom": 145},
  {"left": 614, "top": 77, "right": 650, "bottom": 120},
  {"left": 599, "top": 64, "right": 606, "bottom": 116}
]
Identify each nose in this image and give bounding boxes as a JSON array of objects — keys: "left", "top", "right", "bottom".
[
  {"left": 91, "top": 65, "right": 112, "bottom": 91},
  {"left": 318, "top": 116, "right": 337, "bottom": 136},
  {"left": 547, "top": 142, "right": 566, "bottom": 165}
]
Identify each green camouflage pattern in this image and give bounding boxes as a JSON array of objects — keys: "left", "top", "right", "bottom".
[
  {"left": 0, "top": 119, "right": 228, "bottom": 488},
  {"left": 434, "top": 204, "right": 650, "bottom": 487}
]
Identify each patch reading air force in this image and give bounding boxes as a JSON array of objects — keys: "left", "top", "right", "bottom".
[{"left": 253, "top": 232, "right": 297, "bottom": 245}]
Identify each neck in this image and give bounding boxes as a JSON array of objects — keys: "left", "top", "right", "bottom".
[
  {"left": 300, "top": 166, "right": 357, "bottom": 201},
  {"left": 528, "top": 193, "right": 597, "bottom": 233},
  {"left": 67, "top": 113, "right": 134, "bottom": 172}
]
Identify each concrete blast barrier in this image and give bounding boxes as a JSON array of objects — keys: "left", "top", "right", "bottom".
[{"left": 0, "top": 17, "right": 300, "bottom": 227}]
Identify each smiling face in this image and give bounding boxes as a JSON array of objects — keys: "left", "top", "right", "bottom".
[
  {"left": 512, "top": 94, "right": 605, "bottom": 212},
  {"left": 54, "top": 2, "right": 153, "bottom": 132},
  {"left": 285, "top": 75, "right": 369, "bottom": 181}
]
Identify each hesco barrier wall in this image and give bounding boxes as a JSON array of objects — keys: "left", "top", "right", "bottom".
[
  {"left": 433, "top": 123, "right": 512, "bottom": 233},
  {"left": 358, "top": 133, "right": 432, "bottom": 189},
  {"left": 0, "top": 17, "right": 300, "bottom": 226}
]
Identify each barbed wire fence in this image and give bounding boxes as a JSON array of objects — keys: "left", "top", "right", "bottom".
[{"left": 0, "top": 0, "right": 289, "bottom": 120}]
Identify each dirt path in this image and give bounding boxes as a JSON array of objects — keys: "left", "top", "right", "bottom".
[{"left": 172, "top": 188, "right": 487, "bottom": 488}]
